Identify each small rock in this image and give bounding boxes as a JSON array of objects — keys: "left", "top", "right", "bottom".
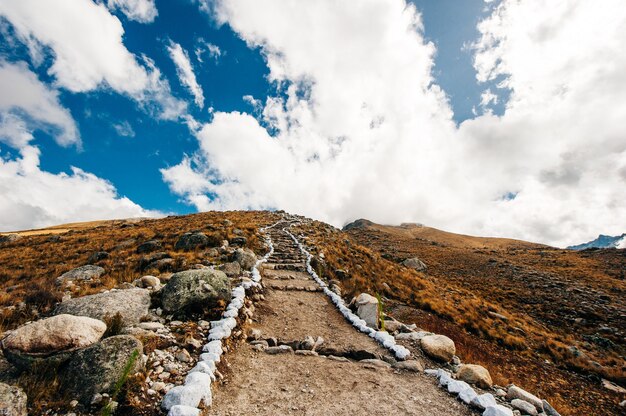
[
  {"left": 218, "top": 261, "right": 242, "bottom": 277},
  {"left": 137, "top": 240, "right": 162, "bottom": 254},
  {"left": 511, "top": 399, "right": 538, "bottom": 416},
  {"left": 483, "top": 405, "right": 514, "bottom": 416},
  {"left": 392, "top": 360, "right": 424, "bottom": 372},
  {"left": 247, "top": 329, "right": 262, "bottom": 341},
  {"left": 140, "top": 275, "right": 161, "bottom": 289},
  {"left": 266, "top": 337, "right": 278, "bottom": 347},
  {"left": 506, "top": 385, "right": 543, "bottom": 412},
  {"left": 541, "top": 400, "right": 561, "bottom": 416},
  {"left": 265, "top": 345, "right": 294, "bottom": 355},
  {"left": 420, "top": 334, "right": 456, "bottom": 362},
  {"left": 88, "top": 251, "right": 109, "bottom": 263},
  {"left": 457, "top": 364, "right": 493, "bottom": 389},
  {"left": 295, "top": 350, "right": 318, "bottom": 356},
  {"left": 327, "top": 355, "right": 350, "bottom": 362},
  {"left": 299, "top": 336, "right": 315, "bottom": 350},
  {"left": 471, "top": 393, "right": 497, "bottom": 410},
  {"left": 56, "top": 265, "right": 105, "bottom": 287},
  {"left": 402, "top": 257, "right": 427, "bottom": 272},
  {"left": 233, "top": 248, "right": 256, "bottom": 270},
  {"left": 355, "top": 293, "right": 379, "bottom": 329},
  {"left": 175, "top": 349, "right": 192, "bottom": 362},
  {"left": 175, "top": 232, "right": 212, "bottom": 251}
]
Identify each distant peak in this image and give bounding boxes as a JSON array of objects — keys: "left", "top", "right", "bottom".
[
  {"left": 342, "top": 219, "right": 374, "bottom": 231},
  {"left": 567, "top": 233, "right": 626, "bottom": 250}
]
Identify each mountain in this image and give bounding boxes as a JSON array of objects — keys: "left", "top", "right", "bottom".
[{"left": 567, "top": 233, "right": 626, "bottom": 250}]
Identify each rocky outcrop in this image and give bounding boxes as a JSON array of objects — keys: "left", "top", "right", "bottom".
[
  {"left": 402, "top": 257, "right": 427, "bottom": 272},
  {"left": 56, "top": 265, "right": 105, "bottom": 287},
  {"left": 62, "top": 335, "right": 143, "bottom": 405},
  {"left": 137, "top": 240, "right": 162, "bottom": 254},
  {"left": 420, "top": 334, "right": 456, "bottom": 362},
  {"left": 55, "top": 288, "right": 151, "bottom": 326},
  {"left": 0, "top": 382, "right": 27, "bottom": 416},
  {"left": 457, "top": 364, "right": 493, "bottom": 389},
  {"left": 233, "top": 248, "right": 256, "bottom": 270},
  {"left": 1, "top": 314, "right": 106, "bottom": 369},
  {"left": 355, "top": 293, "right": 379, "bottom": 329},
  {"left": 175, "top": 232, "right": 211, "bottom": 251},
  {"left": 160, "top": 269, "right": 230, "bottom": 313}
]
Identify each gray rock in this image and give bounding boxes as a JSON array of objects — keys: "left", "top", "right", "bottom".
[
  {"left": 511, "top": 399, "right": 538, "bottom": 416},
  {"left": 506, "top": 385, "right": 543, "bottom": 411},
  {"left": 139, "top": 275, "right": 161, "bottom": 289},
  {"left": 229, "top": 236, "right": 247, "bottom": 246},
  {"left": 233, "top": 248, "right": 256, "bottom": 270},
  {"left": 218, "top": 261, "right": 241, "bottom": 277},
  {"left": 56, "top": 265, "right": 105, "bottom": 287},
  {"left": 295, "top": 350, "right": 318, "bottom": 356},
  {"left": 62, "top": 335, "right": 143, "bottom": 405},
  {"left": 541, "top": 400, "right": 561, "bottom": 416},
  {"left": 0, "top": 234, "right": 20, "bottom": 245},
  {"left": 299, "top": 336, "right": 315, "bottom": 350},
  {"left": 402, "top": 257, "right": 427, "bottom": 272},
  {"left": 471, "top": 393, "right": 497, "bottom": 410},
  {"left": 87, "top": 251, "right": 109, "bottom": 263},
  {"left": 457, "top": 364, "right": 493, "bottom": 389},
  {"left": 160, "top": 269, "right": 230, "bottom": 313},
  {"left": 175, "top": 232, "right": 210, "bottom": 251},
  {"left": 355, "top": 293, "right": 379, "bottom": 329},
  {"left": 1, "top": 314, "right": 106, "bottom": 369},
  {"left": 55, "top": 288, "right": 151, "bottom": 326},
  {"left": 0, "top": 382, "right": 27, "bottom": 416},
  {"left": 265, "top": 345, "right": 294, "bottom": 354},
  {"left": 395, "top": 331, "right": 432, "bottom": 341},
  {"left": 139, "top": 252, "right": 171, "bottom": 270},
  {"left": 420, "top": 334, "right": 456, "bottom": 362},
  {"left": 137, "top": 240, "right": 162, "bottom": 254},
  {"left": 483, "top": 405, "right": 514, "bottom": 416},
  {"left": 359, "top": 359, "right": 391, "bottom": 368}
]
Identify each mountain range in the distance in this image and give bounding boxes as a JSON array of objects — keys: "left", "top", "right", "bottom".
[{"left": 567, "top": 233, "right": 626, "bottom": 250}]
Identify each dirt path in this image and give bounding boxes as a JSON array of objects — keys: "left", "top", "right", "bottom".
[{"left": 209, "top": 224, "right": 473, "bottom": 415}]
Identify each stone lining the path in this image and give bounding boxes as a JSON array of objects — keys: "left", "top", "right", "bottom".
[{"left": 161, "top": 222, "right": 278, "bottom": 416}]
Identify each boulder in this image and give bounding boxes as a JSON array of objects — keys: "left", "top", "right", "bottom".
[
  {"left": 402, "top": 257, "right": 427, "bottom": 272},
  {"left": 1, "top": 314, "right": 106, "bottom": 369},
  {"left": 175, "top": 232, "right": 210, "bottom": 251},
  {"left": 233, "top": 248, "right": 256, "bottom": 270},
  {"left": 218, "top": 261, "right": 241, "bottom": 277},
  {"left": 511, "top": 399, "right": 538, "bottom": 416},
  {"left": 161, "top": 269, "right": 230, "bottom": 313},
  {"left": 62, "top": 335, "right": 143, "bottom": 405},
  {"left": 0, "top": 234, "right": 20, "bottom": 244},
  {"left": 137, "top": 240, "right": 162, "bottom": 254},
  {"left": 506, "top": 385, "right": 543, "bottom": 411},
  {"left": 87, "top": 251, "right": 109, "bottom": 263},
  {"left": 56, "top": 265, "right": 105, "bottom": 287},
  {"left": 139, "top": 275, "right": 161, "bottom": 289},
  {"left": 139, "top": 252, "right": 171, "bottom": 270},
  {"left": 229, "top": 236, "right": 247, "bottom": 246},
  {"left": 542, "top": 400, "right": 561, "bottom": 416},
  {"left": 55, "top": 288, "right": 151, "bottom": 326},
  {"left": 420, "top": 334, "right": 455, "bottom": 362},
  {"left": 355, "top": 293, "right": 379, "bottom": 329},
  {"left": 457, "top": 364, "right": 493, "bottom": 389},
  {"left": 0, "top": 382, "right": 27, "bottom": 416}
]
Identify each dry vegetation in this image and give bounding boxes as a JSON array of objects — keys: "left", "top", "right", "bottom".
[{"left": 292, "top": 219, "right": 626, "bottom": 416}]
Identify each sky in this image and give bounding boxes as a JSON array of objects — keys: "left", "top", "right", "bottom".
[{"left": 0, "top": 0, "right": 624, "bottom": 248}]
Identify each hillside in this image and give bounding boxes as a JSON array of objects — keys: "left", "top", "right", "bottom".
[
  {"left": 0, "top": 212, "right": 624, "bottom": 415},
  {"left": 339, "top": 220, "right": 625, "bottom": 414}
]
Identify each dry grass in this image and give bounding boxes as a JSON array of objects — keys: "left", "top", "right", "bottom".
[{"left": 293, "top": 219, "right": 626, "bottom": 416}]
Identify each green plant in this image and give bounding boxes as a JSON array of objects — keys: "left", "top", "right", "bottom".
[{"left": 375, "top": 292, "right": 385, "bottom": 331}]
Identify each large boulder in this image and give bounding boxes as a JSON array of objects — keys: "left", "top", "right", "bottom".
[
  {"left": 0, "top": 382, "right": 27, "bottom": 416},
  {"left": 161, "top": 269, "right": 230, "bottom": 313},
  {"left": 355, "top": 293, "right": 379, "bottom": 329},
  {"left": 233, "top": 248, "right": 256, "bottom": 270},
  {"left": 457, "top": 364, "right": 493, "bottom": 389},
  {"left": 506, "top": 385, "right": 543, "bottom": 412},
  {"left": 1, "top": 314, "right": 106, "bottom": 369},
  {"left": 62, "top": 335, "right": 143, "bottom": 405},
  {"left": 175, "top": 232, "right": 211, "bottom": 251},
  {"left": 402, "top": 257, "right": 427, "bottom": 272},
  {"left": 0, "top": 234, "right": 20, "bottom": 245},
  {"left": 56, "top": 265, "right": 105, "bottom": 287},
  {"left": 55, "top": 288, "right": 151, "bottom": 326},
  {"left": 420, "top": 334, "right": 456, "bottom": 362}
]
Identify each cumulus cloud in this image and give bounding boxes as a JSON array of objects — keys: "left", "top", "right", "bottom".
[
  {"left": 107, "top": 0, "right": 158, "bottom": 23},
  {"left": 0, "top": 145, "right": 160, "bottom": 232},
  {"left": 0, "top": 60, "right": 79, "bottom": 148},
  {"left": 162, "top": 0, "right": 626, "bottom": 247},
  {"left": 195, "top": 39, "right": 222, "bottom": 63},
  {"left": 167, "top": 40, "right": 205, "bottom": 108},
  {"left": 0, "top": 0, "right": 185, "bottom": 119}
]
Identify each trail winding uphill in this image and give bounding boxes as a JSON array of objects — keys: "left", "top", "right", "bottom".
[{"left": 209, "top": 221, "right": 474, "bottom": 415}]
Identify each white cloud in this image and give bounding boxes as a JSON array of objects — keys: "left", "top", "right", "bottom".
[
  {"left": 0, "top": 0, "right": 185, "bottom": 120},
  {"left": 112, "top": 120, "right": 135, "bottom": 137},
  {"left": 195, "top": 39, "right": 222, "bottom": 63},
  {"left": 167, "top": 40, "right": 205, "bottom": 108},
  {"left": 0, "top": 60, "right": 79, "bottom": 148},
  {"left": 0, "top": 145, "right": 160, "bottom": 232},
  {"left": 163, "top": 0, "right": 626, "bottom": 248},
  {"left": 107, "top": 0, "right": 158, "bottom": 23}
]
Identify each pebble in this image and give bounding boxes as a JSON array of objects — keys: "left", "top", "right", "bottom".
[{"left": 175, "top": 349, "right": 192, "bottom": 362}]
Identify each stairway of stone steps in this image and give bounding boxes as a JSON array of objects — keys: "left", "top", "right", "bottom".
[{"left": 209, "top": 223, "right": 474, "bottom": 416}]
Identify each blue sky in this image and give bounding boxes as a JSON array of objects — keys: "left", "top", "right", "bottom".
[{"left": 1, "top": 0, "right": 625, "bottom": 247}]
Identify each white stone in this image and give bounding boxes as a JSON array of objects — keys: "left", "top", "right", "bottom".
[
  {"left": 471, "top": 393, "right": 497, "bottom": 410},
  {"left": 355, "top": 293, "right": 379, "bottom": 329},
  {"left": 447, "top": 379, "right": 472, "bottom": 395},
  {"left": 458, "top": 386, "right": 478, "bottom": 404},
  {"left": 168, "top": 405, "right": 200, "bottom": 416},
  {"left": 483, "top": 405, "right": 514, "bottom": 416}
]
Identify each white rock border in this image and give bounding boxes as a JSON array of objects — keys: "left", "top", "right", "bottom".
[
  {"left": 161, "top": 222, "right": 278, "bottom": 416},
  {"left": 284, "top": 227, "right": 411, "bottom": 361}
]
